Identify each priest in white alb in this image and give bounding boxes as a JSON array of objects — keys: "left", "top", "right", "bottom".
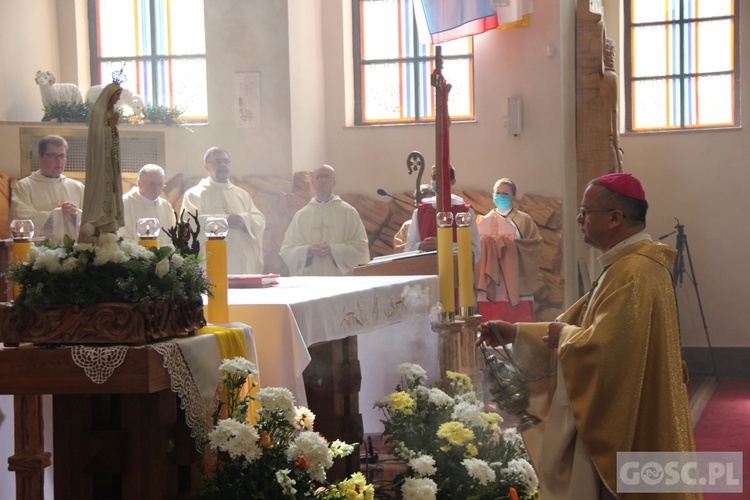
[
  {"left": 181, "top": 147, "right": 266, "bottom": 274},
  {"left": 118, "top": 164, "right": 176, "bottom": 246},
  {"left": 280, "top": 164, "right": 370, "bottom": 276},
  {"left": 11, "top": 135, "right": 84, "bottom": 244}
]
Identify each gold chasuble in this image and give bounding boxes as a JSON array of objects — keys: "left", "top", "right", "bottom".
[{"left": 514, "top": 239, "right": 699, "bottom": 499}]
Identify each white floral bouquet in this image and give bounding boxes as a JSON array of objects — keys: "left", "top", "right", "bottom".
[
  {"left": 374, "top": 363, "right": 539, "bottom": 500},
  {"left": 202, "top": 357, "right": 375, "bottom": 499},
  {"left": 6, "top": 233, "right": 210, "bottom": 310}
]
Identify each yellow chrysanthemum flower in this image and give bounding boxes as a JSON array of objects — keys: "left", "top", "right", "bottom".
[
  {"left": 336, "top": 471, "right": 375, "bottom": 500},
  {"left": 445, "top": 370, "right": 473, "bottom": 392},
  {"left": 437, "top": 421, "right": 475, "bottom": 446},
  {"left": 481, "top": 411, "right": 504, "bottom": 429},
  {"left": 465, "top": 443, "right": 478, "bottom": 458},
  {"left": 389, "top": 391, "right": 415, "bottom": 415}
]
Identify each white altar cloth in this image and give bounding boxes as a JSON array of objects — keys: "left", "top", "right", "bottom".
[{"left": 226, "top": 275, "right": 439, "bottom": 420}]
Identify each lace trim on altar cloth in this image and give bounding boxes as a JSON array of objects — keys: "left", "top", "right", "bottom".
[
  {"left": 70, "top": 345, "right": 129, "bottom": 384},
  {"left": 69, "top": 343, "right": 211, "bottom": 453},
  {"left": 151, "top": 342, "right": 211, "bottom": 452}
]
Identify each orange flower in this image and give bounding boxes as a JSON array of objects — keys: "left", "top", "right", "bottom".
[
  {"left": 259, "top": 430, "right": 274, "bottom": 449},
  {"left": 509, "top": 486, "right": 519, "bottom": 500},
  {"left": 293, "top": 455, "right": 311, "bottom": 470}
]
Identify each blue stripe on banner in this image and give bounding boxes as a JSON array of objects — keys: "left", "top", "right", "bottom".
[{"left": 418, "top": 0, "right": 496, "bottom": 35}]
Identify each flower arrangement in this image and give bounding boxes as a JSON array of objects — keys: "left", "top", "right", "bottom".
[
  {"left": 6, "top": 233, "right": 210, "bottom": 310},
  {"left": 202, "top": 357, "right": 374, "bottom": 499},
  {"left": 374, "top": 363, "right": 539, "bottom": 500}
]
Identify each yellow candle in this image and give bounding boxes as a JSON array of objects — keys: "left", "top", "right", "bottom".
[
  {"left": 10, "top": 240, "right": 31, "bottom": 299},
  {"left": 437, "top": 225, "right": 455, "bottom": 321},
  {"left": 138, "top": 237, "right": 158, "bottom": 249},
  {"left": 205, "top": 237, "right": 229, "bottom": 324},
  {"left": 456, "top": 224, "right": 475, "bottom": 316}
]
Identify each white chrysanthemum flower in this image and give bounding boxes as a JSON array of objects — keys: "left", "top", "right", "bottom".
[
  {"left": 462, "top": 457, "right": 496, "bottom": 485},
  {"left": 154, "top": 257, "right": 170, "bottom": 278},
  {"left": 427, "top": 387, "right": 454, "bottom": 407},
  {"left": 329, "top": 439, "right": 355, "bottom": 458},
  {"left": 256, "top": 387, "right": 296, "bottom": 422},
  {"left": 502, "top": 427, "right": 525, "bottom": 452},
  {"left": 286, "top": 431, "right": 333, "bottom": 482},
  {"left": 401, "top": 284, "right": 430, "bottom": 310},
  {"left": 275, "top": 469, "right": 297, "bottom": 496},
  {"left": 295, "top": 406, "right": 315, "bottom": 431},
  {"left": 73, "top": 241, "right": 94, "bottom": 253},
  {"left": 219, "top": 357, "right": 258, "bottom": 378},
  {"left": 127, "top": 242, "right": 155, "bottom": 260},
  {"left": 401, "top": 477, "right": 437, "bottom": 500},
  {"left": 408, "top": 455, "right": 437, "bottom": 477},
  {"left": 118, "top": 239, "right": 140, "bottom": 256},
  {"left": 32, "top": 247, "right": 65, "bottom": 273},
  {"left": 98, "top": 233, "right": 120, "bottom": 247},
  {"left": 503, "top": 458, "right": 539, "bottom": 492},
  {"left": 373, "top": 395, "right": 391, "bottom": 409},
  {"left": 397, "top": 363, "right": 428, "bottom": 383},
  {"left": 61, "top": 256, "right": 80, "bottom": 272},
  {"left": 451, "top": 400, "right": 486, "bottom": 429},
  {"left": 170, "top": 253, "right": 184, "bottom": 268},
  {"left": 93, "top": 243, "right": 126, "bottom": 266},
  {"left": 207, "top": 418, "right": 261, "bottom": 462},
  {"left": 27, "top": 245, "right": 40, "bottom": 264}
]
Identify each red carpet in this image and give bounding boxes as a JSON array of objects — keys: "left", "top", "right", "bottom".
[{"left": 693, "top": 378, "right": 750, "bottom": 499}]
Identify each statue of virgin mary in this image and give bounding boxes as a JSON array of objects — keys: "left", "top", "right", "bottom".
[{"left": 78, "top": 76, "right": 125, "bottom": 243}]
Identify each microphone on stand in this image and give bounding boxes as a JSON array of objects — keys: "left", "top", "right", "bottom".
[{"left": 376, "top": 188, "right": 437, "bottom": 214}]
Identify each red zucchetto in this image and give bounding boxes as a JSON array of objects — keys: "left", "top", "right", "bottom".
[{"left": 596, "top": 173, "right": 646, "bottom": 201}]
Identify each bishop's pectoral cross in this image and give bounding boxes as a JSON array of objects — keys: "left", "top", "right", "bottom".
[{"left": 312, "top": 220, "right": 331, "bottom": 243}]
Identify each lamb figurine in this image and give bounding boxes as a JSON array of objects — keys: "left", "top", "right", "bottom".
[{"left": 35, "top": 70, "right": 83, "bottom": 107}]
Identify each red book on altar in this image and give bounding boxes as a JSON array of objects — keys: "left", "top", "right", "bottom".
[{"left": 228, "top": 274, "right": 280, "bottom": 288}]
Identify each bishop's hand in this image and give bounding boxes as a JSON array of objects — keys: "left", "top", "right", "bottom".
[{"left": 476, "top": 320, "right": 516, "bottom": 347}]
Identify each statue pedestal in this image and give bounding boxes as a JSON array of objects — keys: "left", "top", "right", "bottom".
[{"left": 432, "top": 314, "right": 483, "bottom": 385}]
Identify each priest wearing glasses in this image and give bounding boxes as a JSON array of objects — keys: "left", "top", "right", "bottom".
[
  {"left": 11, "top": 134, "right": 84, "bottom": 244},
  {"left": 280, "top": 164, "right": 369, "bottom": 276}
]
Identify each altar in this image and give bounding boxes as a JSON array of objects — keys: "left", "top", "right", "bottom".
[{"left": 226, "top": 275, "right": 440, "bottom": 435}]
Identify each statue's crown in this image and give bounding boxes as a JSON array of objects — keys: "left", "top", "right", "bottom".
[{"left": 111, "top": 66, "right": 127, "bottom": 85}]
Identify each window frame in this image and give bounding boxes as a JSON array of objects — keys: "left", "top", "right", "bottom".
[
  {"left": 87, "top": 0, "right": 207, "bottom": 122},
  {"left": 352, "top": 0, "right": 475, "bottom": 126},
  {"left": 623, "top": 0, "right": 740, "bottom": 132}
]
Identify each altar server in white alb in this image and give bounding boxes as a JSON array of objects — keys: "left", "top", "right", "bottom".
[
  {"left": 118, "top": 164, "right": 176, "bottom": 246},
  {"left": 280, "top": 164, "right": 370, "bottom": 276},
  {"left": 11, "top": 135, "right": 84, "bottom": 244},
  {"left": 181, "top": 147, "right": 266, "bottom": 274}
]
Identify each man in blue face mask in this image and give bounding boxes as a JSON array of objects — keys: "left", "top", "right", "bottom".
[{"left": 475, "top": 178, "right": 543, "bottom": 323}]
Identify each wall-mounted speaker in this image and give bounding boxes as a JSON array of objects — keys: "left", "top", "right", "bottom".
[{"left": 508, "top": 96, "right": 522, "bottom": 136}]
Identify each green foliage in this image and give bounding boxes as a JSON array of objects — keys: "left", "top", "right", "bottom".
[
  {"left": 142, "top": 103, "right": 185, "bottom": 125},
  {"left": 41, "top": 101, "right": 91, "bottom": 123},
  {"left": 6, "top": 234, "right": 211, "bottom": 310}
]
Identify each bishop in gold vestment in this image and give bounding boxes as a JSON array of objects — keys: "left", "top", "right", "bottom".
[{"left": 479, "top": 173, "right": 699, "bottom": 499}]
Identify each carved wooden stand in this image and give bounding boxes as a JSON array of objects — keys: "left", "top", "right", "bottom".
[
  {"left": 432, "top": 314, "right": 483, "bottom": 386},
  {"left": 0, "top": 347, "right": 200, "bottom": 499},
  {"left": 0, "top": 300, "right": 204, "bottom": 345}
]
